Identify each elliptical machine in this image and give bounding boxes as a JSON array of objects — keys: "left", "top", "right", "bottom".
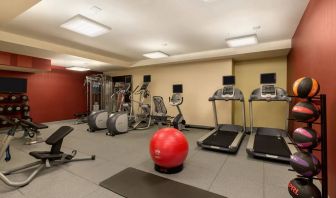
[
  {"left": 169, "top": 84, "right": 187, "bottom": 131},
  {"left": 106, "top": 83, "right": 133, "bottom": 136},
  {"left": 131, "top": 75, "right": 152, "bottom": 130}
]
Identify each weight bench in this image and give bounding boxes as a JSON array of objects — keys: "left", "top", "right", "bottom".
[
  {"left": 20, "top": 119, "right": 48, "bottom": 145},
  {"left": 73, "top": 112, "right": 89, "bottom": 124},
  {"left": 0, "top": 124, "right": 95, "bottom": 187}
]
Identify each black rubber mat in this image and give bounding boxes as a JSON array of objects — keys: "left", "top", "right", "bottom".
[
  {"left": 253, "top": 135, "right": 291, "bottom": 157},
  {"left": 202, "top": 131, "right": 238, "bottom": 148},
  {"left": 100, "top": 167, "right": 226, "bottom": 198}
]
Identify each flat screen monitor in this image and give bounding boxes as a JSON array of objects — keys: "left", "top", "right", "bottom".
[
  {"left": 173, "top": 84, "right": 183, "bottom": 93},
  {"left": 0, "top": 77, "right": 27, "bottom": 93},
  {"left": 223, "top": 76, "right": 235, "bottom": 85},
  {"left": 144, "top": 75, "right": 151, "bottom": 82},
  {"left": 260, "top": 73, "right": 276, "bottom": 84}
]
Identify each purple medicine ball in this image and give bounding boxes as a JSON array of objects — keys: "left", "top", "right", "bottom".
[{"left": 290, "top": 152, "right": 321, "bottom": 177}]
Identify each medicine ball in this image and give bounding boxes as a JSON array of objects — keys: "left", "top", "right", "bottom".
[
  {"left": 288, "top": 178, "right": 321, "bottom": 198},
  {"left": 149, "top": 128, "right": 188, "bottom": 174},
  {"left": 293, "top": 77, "right": 320, "bottom": 98},
  {"left": 290, "top": 152, "right": 321, "bottom": 177},
  {"left": 293, "top": 127, "right": 319, "bottom": 149},
  {"left": 292, "top": 102, "right": 319, "bottom": 122}
]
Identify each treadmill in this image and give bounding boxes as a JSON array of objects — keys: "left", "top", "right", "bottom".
[
  {"left": 246, "top": 73, "right": 297, "bottom": 162},
  {"left": 197, "top": 75, "right": 246, "bottom": 153}
]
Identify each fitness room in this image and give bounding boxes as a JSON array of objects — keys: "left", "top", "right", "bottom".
[{"left": 0, "top": 0, "right": 334, "bottom": 198}]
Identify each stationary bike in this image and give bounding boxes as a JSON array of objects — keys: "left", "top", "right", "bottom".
[{"left": 169, "top": 84, "right": 187, "bottom": 131}]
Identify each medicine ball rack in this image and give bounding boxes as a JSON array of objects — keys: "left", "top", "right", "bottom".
[
  {"left": 288, "top": 94, "right": 328, "bottom": 198},
  {"left": 0, "top": 93, "right": 31, "bottom": 129}
]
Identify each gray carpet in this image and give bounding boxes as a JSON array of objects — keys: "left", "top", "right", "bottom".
[{"left": 0, "top": 119, "right": 312, "bottom": 198}]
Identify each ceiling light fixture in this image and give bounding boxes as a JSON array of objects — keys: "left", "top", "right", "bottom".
[
  {"left": 226, "top": 34, "right": 258, "bottom": 48},
  {"left": 60, "top": 14, "right": 111, "bottom": 37},
  {"left": 66, "top": 66, "right": 91, "bottom": 72},
  {"left": 143, "top": 51, "right": 169, "bottom": 59}
]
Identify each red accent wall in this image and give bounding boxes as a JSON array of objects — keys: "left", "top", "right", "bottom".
[
  {"left": 0, "top": 66, "right": 91, "bottom": 123},
  {"left": 288, "top": 0, "right": 336, "bottom": 197}
]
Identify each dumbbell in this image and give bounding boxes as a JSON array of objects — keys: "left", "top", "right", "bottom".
[
  {"left": 22, "top": 105, "right": 30, "bottom": 112},
  {"left": 5, "top": 105, "right": 14, "bottom": 113},
  {"left": 23, "top": 116, "right": 32, "bottom": 122},
  {"left": 13, "top": 105, "right": 22, "bottom": 111},
  {"left": 8, "top": 95, "right": 18, "bottom": 102},
  {"left": 1, "top": 120, "right": 8, "bottom": 126},
  {"left": 0, "top": 105, "right": 4, "bottom": 113},
  {"left": 21, "top": 95, "right": 29, "bottom": 102},
  {"left": 0, "top": 96, "right": 5, "bottom": 102}
]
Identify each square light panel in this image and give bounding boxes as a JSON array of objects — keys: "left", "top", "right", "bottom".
[
  {"left": 66, "top": 67, "right": 91, "bottom": 71},
  {"left": 226, "top": 34, "right": 258, "bottom": 48},
  {"left": 143, "top": 51, "right": 169, "bottom": 59},
  {"left": 61, "top": 14, "right": 111, "bottom": 37}
]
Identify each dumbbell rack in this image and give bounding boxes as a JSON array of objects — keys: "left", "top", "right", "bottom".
[
  {"left": 0, "top": 93, "right": 30, "bottom": 129},
  {"left": 288, "top": 94, "right": 328, "bottom": 198}
]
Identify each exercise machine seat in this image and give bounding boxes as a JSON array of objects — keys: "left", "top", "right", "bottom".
[
  {"left": 29, "top": 151, "right": 64, "bottom": 160},
  {"left": 29, "top": 126, "right": 73, "bottom": 160},
  {"left": 20, "top": 119, "right": 48, "bottom": 130}
]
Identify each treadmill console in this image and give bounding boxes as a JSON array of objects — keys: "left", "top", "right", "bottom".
[
  {"left": 260, "top": 73, "right": 276, "bottom": 98},
  {"left": 222, "top": 76, "right": 235, "bottom": 97}
]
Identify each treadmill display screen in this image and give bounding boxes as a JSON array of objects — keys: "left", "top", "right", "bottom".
[
  {"left": 144, "top": 75, "right": 151, "bottom": 82},
  {"left": 260, "top": 73, "right": 276, "bottom": 84},
  {"left": 223, "top": 76, "right": 235, "bottom": 85},
  {"left": 173, "top": 84, "right": 183, "bottom": 93}
]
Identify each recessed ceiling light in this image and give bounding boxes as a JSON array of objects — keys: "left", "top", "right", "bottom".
[
  {"left": 60, "top": 14, "right": 111, "bottom": 37},
  {"left": 226, "top": 34, "right": 258, "bottom": 48},
  {"left": 143, "top": 51, "right": 169, "bottom": 59},
  {"left": 66, "top": 66, "right": 91, "bottom": 71}
]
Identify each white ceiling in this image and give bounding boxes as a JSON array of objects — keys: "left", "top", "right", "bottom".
[
  {"left": 0, "top": 41, "right": 121, "bottom": 71},
  {"left": 0, "top": 0, "right": 309, "bottom": 69}
]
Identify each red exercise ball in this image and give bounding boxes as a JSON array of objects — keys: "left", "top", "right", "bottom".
[{"left": 149, "top": 128, "right": 188, "bottom": 173}]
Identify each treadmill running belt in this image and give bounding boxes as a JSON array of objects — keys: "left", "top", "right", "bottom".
[
  {"left": 253, "top": 135, "right": 291, "bottom": 157},
  {"left": 202, "top": 131, "right": 238, "bottom": 148}
]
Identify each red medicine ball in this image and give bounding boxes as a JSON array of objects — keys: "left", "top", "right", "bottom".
[
  {"left": 293, "top": 77, "right": 320, "bottom": 98},
  {"left": 149, "top": 128, "right": 188, "bottom": 171},
  {"left": 292, "top": 102, "right": 319, "bottom": 122},
  {"left": 293, "top": 127, "right": 320, "bottom": 149}
]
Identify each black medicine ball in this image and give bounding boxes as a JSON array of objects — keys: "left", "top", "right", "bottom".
[
  {"left": 292, "top": 102, "right": 319, "bottom": 122},
  {"left": 293, "top": 77, "right": 320, "bottom": 98},
  {"left": 293, "top": 127, "right": 320, "bottom": 149},
  {"left": 290, "top": 152, "right": 321, "bottom": 177},
  {"left": 288, "top": 178, "right": 321, "bottom": 198}
]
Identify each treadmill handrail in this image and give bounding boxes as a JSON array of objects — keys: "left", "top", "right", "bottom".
[
  {"left": 210, "top": 88, "right": 246, "bottom": 132},
  {"left": 249, "top": 87, "right": 291, "bottom": 133}
]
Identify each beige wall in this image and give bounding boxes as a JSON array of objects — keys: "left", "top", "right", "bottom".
[
  {"left": 106, "top": 59, "right": 233, "bottom": 126},
  {"left": 233, "top": 57, "right": 288, "bottom": 129},
  {"left": 106, "top": 57, "right": 288, "bottom": 128}
]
